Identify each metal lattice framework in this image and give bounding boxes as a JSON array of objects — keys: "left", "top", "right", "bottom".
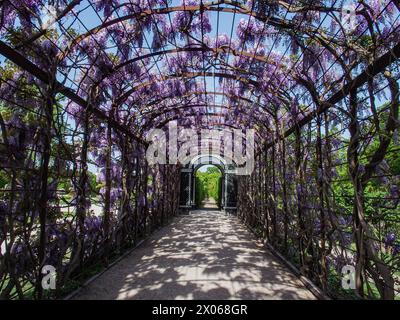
[{"left": 0, "top": 0, "right": 400, "bottom": 299}]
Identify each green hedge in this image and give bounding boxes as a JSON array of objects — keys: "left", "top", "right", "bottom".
[{"left": 195, "top": 166, "right": 222, "bottom": 207}]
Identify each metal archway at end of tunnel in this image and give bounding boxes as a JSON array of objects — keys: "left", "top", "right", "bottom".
[{"left": 179, "top": 154, "right": 238, "bottom": 214}]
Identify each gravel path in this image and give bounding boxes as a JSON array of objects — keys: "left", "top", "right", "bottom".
[
  {"left": 201, "top": 198, "right": 218, "bottom": 209},
  {"left": 73, "top": 210, "right": 316, "bottom": 300}
]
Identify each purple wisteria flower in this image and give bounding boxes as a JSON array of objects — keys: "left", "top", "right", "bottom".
[
  {"left": 393, "top": 245, "right": 400, "bottom": 257},
  {"left": 384, "top": 232, "right": 396, "bottom": 248}
]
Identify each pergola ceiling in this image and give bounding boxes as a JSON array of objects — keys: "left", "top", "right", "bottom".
[{"left": 1, "top": 0, "right": 400, "bottom": 147}]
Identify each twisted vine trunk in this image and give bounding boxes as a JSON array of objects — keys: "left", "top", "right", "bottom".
[
  {"left": 295, "top": 126, "right": 307, "bottom": 273},
  {"left": 36, "top": 72, "right": 56, "bottom": 299},
  {"left": 316, "top": 114, "right": 327, "bottom": 291},
  {"left": 103, "top": 117, "right": 112, "bottom": 262}
]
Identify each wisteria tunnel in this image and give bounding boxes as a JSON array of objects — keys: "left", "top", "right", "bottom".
[{"left": 0, "top": 0, "right": 400, "bottom": 301}]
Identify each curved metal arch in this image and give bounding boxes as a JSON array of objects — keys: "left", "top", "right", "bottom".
[
  {"left": 192, "top": 162, "right": 225, "bottom": 175},
  {"left": 142, "top": 114, "right": 264, "bottom": 158},
  {"left": 116, "top": 71, "right": 288, "bottom": 105},
  {"left": 190, "top": 156, "right": 231, "bottom": 175},
  {"left": 147, "top": 110, "right": 266, "bottom": 144},
  {"left": 92, "top": 46, "right": 279, "bottom": 88},
  {"left": 137, "top": 90, "right": 276, "bottom": 118},
  {"left": 143, "top": 104, "right": 265, "bottom": 130},
  {"left": 190, "top": 154, "right": 227, "bottom": 166},
  {"left": 150, "top": 115, "right": 264, "bottom": 156},
  {"left": 139, "top": 103, "right": 272, "bottom": 133},
  {"left": 147, "top": 125, "right": 260, "bottom": 151},
  {"left": 57, "top": 1, "right": 296, "bottom": 61},
  {"left": 154, "top": 115, "right": 240, "bottom": 130},
  {"left": 150, "top": 116, "right": 264, "bottom": 152},
  {"left": 181, "top": 153, "right": 229, "bottom": 169},
  {"left": 184, "top": 153, "right": 242, "bottom": 171},
  {"left": 20, "top": 0, "right": 354, "bottom": 52}
]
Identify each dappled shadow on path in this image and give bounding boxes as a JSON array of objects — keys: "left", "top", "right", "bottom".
[
  {"left": 200, "top": 198, "right": 219, "bottom": 210},
  {"left": 73, "top": 210, "right": 315, "bottom": 300}
]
